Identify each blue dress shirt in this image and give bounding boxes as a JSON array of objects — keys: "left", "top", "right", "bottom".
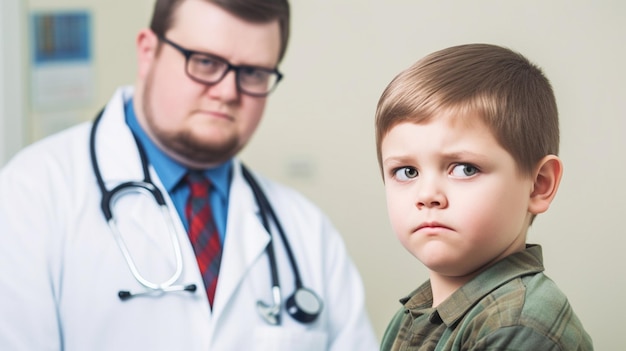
[{"left": 124, "top": 99, "right": 231, "bottom": 242}]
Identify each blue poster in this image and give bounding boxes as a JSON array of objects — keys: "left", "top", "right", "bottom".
[
  {"left": 30, "top": 10, "right": 94, "bottom": 110},
  {"left": 32, "top": 11, "right": 91, "bottom": 65}
]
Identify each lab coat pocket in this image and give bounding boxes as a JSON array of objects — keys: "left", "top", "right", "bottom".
[{"left": 253, "top": 325, "right": 328, "bottom": 351}]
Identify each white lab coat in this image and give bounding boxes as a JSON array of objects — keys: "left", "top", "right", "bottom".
[{"left": 0, "top": 87, "right": 378, "bottom": 351}]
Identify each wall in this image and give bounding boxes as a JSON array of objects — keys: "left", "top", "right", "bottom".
[
  {"left": 0, "top": 0, "right": 26, "bottom": 166},
  {"left": 0, "top": 1, "right": 6, "bottom": 164},
  {"left": 6, "top": 0, "right": 626, "bottom": 349}
]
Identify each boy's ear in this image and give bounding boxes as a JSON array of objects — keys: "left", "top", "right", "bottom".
[{"left": 528, "top": 155, "right": 563, "bottom": 215}]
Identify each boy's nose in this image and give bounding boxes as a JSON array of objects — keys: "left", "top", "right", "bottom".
[{"left": 415, "top": 178, "right": 447, "bottom": 209}]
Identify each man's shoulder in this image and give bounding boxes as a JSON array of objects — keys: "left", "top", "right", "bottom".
[{"left": 1, "top": 121, "right": 92, "bottom": 177}]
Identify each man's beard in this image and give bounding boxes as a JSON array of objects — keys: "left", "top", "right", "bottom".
[{"left": 141, "top": 74, "right": 240, "bottom": 165}]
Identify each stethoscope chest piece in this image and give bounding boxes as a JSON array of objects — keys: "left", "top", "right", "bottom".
[{"left": 286, "top": 287, "right": 323, "bottom": 323}]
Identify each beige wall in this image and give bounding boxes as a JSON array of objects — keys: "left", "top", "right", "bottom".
[
  {"left": 0, "top": 0, "right": 26, "bottom": 165},
  {"left": 5, "top": 0, "right": 626, "bottom": 349}
]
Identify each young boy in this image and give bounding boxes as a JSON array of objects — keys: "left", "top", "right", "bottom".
[{"left": 376, "top": 44, "right": 593, "bottom": 350}]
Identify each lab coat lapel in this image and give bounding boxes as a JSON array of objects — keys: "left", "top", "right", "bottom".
[
  {"left": 94, "top": 87, "right": 143, "bottom": 183},
  {"left": 213, "top": 163, "right": 270, "bottom": 320}
]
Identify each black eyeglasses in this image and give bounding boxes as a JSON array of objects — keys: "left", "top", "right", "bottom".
[{"left": 158, "top": 35, "right": 283, "bottom": 97}]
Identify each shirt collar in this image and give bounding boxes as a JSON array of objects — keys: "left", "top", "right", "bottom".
[
  {"left": 401, "top": 244, "right": 545, "bottom": 327},
  {"left": 124, "top": 99, "right": 232, "bottom": 199}
]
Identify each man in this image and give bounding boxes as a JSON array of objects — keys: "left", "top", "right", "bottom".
[{"left": 0, "top": 0, "right": 378, "bottom": 350}]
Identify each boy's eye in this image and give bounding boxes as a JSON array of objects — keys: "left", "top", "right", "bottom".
[
  {"left": 450, "top": 164, "right": 479, "bottom": 178},
  {"left": 394, "top": 167, "right": 418, "bottom": 181}
]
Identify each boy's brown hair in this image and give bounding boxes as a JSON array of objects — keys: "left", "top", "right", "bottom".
[{"left": 375, "top": 43, "right": 559, "bottom": 177}]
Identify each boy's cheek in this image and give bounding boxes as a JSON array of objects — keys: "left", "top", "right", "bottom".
[{"left": 387, "top": 205, "right": 411, "bottom": 238}]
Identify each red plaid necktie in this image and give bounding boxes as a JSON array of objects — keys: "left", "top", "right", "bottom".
[{"left": 185, "top": 171, "right": 222, "bottom": 308}]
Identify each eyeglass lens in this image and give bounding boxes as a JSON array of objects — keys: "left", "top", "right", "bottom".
[{"left": 187, "top": 53, "right": 280, "bottom": 96}]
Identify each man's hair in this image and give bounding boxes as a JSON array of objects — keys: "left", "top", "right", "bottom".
[
  {"left": 375, "top": 43, "right": 559, "bottom": 176},
  {"left": 149, "top": 0, "right": 290, "bottom": 62}
]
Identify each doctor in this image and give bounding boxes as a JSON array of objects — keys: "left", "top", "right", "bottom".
[{"left": 0, "top": 0, "right": 378, "bottom": 350}]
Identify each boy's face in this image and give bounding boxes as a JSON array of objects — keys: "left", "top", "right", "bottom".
[{"left": 380, "top": 113, "right": 534, "bottom": 283}]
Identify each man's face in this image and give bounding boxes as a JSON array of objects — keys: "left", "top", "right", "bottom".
[
  {"left": 137, "top": 0, "right": 281, "bottom": 168},
  {"left": 381, "top": 113, "right": 534, "bottom": 286}
]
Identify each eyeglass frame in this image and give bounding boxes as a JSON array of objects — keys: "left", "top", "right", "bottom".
[{"left": 157, "top": 35, "right": 284, "bottom": 97}]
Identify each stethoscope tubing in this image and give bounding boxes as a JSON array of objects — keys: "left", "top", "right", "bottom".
[
  {"left": 89, "top": 107, "right": 321, "bottom": 323},
  {"left": 90, "top": 109, "right": 187, "bottom": 296},
  {"left": 241, "top": 166, "right": 304, "bottom": 290}
]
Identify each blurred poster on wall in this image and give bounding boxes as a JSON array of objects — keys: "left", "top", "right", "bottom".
[{"left": 30, "top": 10, "right": 93, "bottom": 110}]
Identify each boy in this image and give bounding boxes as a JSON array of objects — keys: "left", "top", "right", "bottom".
[{"left": 376, "top": 44, "right": 593, "bottom": 350}]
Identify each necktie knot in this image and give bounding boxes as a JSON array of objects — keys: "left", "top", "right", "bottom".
[{"left": 186, "top": 171, "right": 211, "bottom": 197}]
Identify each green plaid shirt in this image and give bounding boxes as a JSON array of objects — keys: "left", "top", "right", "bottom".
[{"left": 381, "top": 245, "right": 593, "bottom": 350}]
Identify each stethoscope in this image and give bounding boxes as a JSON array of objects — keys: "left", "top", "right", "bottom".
[{"left": 89, "top": 108, "right": 323, "bottom": 325}]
